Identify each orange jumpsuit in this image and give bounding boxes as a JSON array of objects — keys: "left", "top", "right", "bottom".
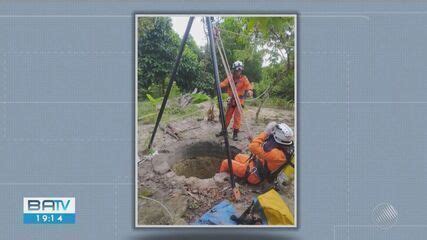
[
  {"left": 220, "top": 75, "right": 252, "bottom": 131},
  {"left": 219, "top": 132, "right": 287, "bottom": 184}
]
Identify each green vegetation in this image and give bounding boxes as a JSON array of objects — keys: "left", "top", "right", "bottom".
[
  {"left": 246, "top": 97, "right": 294, "bottom": 110},
  {"left": 137, "top": 18, "right": 210, "bottom": 99},
  {"left": 191, "top": 93, "right": 210, "bottom": 104},
  {"left": 139, "top": 186, "right": 154, "bottom": 197},
  {"left": 138, "top": 99, "right": 202, "bottom": 125},
  {"left": 137, "top": 16, "right": 295, "bottom": 120}
]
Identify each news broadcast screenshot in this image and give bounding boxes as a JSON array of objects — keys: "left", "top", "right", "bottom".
[{"left": 1, "top": 1, "right": 425, "bottom": 240}]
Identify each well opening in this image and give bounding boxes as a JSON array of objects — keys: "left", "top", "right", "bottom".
[{"left": 171, "top": 142, "right": 240, "bottom": 179}]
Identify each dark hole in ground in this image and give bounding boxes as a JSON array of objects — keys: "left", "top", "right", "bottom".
[
  {"left": 171, "top": 142, "right": 241, "bottom": 179},
  {"left": 172, "top": 156, "right": 222, "bottom": 179}
]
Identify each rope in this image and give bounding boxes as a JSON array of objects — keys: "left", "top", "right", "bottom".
[
  {"left": 218, "top": 32, "right": 232, "bottom": 75},
  {"left": 243, "top": 86, "right": 269, "bottom": 102},
  {"left": 215, "top": 27, "right": 253, "bottom": 140}
]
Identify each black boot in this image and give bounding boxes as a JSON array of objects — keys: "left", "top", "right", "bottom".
[{"left": 232, "top": 129, "right": 239, "bottom": 141}]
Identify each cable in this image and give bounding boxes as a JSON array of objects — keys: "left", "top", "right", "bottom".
[
  {"left": 215, "top": 27, "right": 253, "bottom": 140},
  {"left": 243, "top": 86, "right": 270, "bottom": 102},
  {"left": 139, "top": 196, "right": 174, "bottom": 222}
]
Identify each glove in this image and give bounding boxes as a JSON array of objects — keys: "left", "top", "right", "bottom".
[
  {"left": 264, "top": 121, "right": 277, "bottom": 135},
  {"left": 227, "top": 97, "right": 237, "bottom": 107},
  {"left": 247, "top": 90, "right": 253, "bottom": 98}
]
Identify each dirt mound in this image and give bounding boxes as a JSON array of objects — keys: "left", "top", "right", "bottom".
[{"left": 137, "top": 104, "right": 295, "bottom": 225}]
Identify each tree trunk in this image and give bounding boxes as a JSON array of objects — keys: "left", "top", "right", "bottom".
[
  {"left": 255, "top": 92, "right": 270, "bottom": 123},
  {"left": 255, "top": 68, "right": 284, "bottom": 123},
  {"left": 161, "top": 78, "right": 165, "bottom": 95}
]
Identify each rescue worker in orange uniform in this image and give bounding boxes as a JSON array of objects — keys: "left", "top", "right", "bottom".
[
  {"left": 219, "top": 122, "right": 294, "bottom": 185},
  {"left": 216, "top": 61, "right": 253, "bottom": 141}
]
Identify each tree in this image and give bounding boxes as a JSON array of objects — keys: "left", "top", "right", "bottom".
[
  {"left": 243, "top": 17, "right": 295, "bottom": 68},
  {"left": 175, "top": 37, "right": 203, "bottom": 93},
  {"left": 137, "top": 16, "right": 295, "bottom": 105},
  {"left": 216, "top": 18, "right": 263, "bottom": 84},
  {"left": 242, "top": 17, "right": 295, "bottom": 100},
  {"left": 138, "top": 17, "right": 213, "bottom": 99},
  {"left": 138, "top": 17, "right": 179, "bottom": 99}
]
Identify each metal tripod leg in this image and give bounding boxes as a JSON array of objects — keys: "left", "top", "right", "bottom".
[
  {"left": 206, "top": 17, "right": 240, "bottom": 201},
  {"left": 147, "top": 17, "right": 195, "bottom": 149}
]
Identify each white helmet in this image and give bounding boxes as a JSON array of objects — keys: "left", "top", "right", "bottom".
[
  {"left": 273, "top": 123, "right": 293, "bottom": 145},
  {"left": 232, "top": 61, "right": 244, "bottom": 71}
]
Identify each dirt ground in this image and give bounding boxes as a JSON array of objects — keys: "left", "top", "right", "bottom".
[{"left": 137, "top": 101, "right": 295, "bottom": 225}]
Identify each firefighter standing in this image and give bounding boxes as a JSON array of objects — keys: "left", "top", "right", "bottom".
[{"left": 216, "top": 61, "right": 253, "bottom": 141}]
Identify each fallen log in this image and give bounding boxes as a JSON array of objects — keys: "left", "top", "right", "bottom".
[
  {"left": 178, "top": 94, "right": 192, "bottom": 107},
  {"left": 160, "top": 125, "right": 181, "bottom": 140},
  {"left": 178, "top": 126, "right": 201, "bottom": 133}
]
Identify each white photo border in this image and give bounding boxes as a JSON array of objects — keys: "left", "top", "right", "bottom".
[{"left": 135, "top": 13, "right": 298, "bottom": 228}]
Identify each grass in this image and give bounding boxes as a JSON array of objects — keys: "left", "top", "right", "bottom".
[
  {"left": 137, "top": 95, "right": 206, "bottom": 151},
  {"left": 138, "top": 99, "right": 202, "bottom": 125},
  {"left": 139, "top": 186, "right": 154, "bottom": 197},
  {"left": 246, "top": 97, "right": 294, "bottom": 111},
  {"left": 138, "top": 101, "right": 157, "bottom": 119},
  {"left": 138, "top": 94, "right": 293, "bottom": 125},
  {"left": 264, "top": 98, "right": 294, "bottom": 110}
]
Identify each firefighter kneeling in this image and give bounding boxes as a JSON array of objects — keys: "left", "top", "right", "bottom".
[{"left": 219, "top": 122, "right": 294, "bottom": 185}]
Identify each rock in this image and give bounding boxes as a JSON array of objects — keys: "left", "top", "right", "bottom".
[
  {"left": 166, "top": 194, "right": 189, "bottom": 218},
  {"left": 141, "top": 172, "right": 154, "bottom": 181},
  {"left": 194, "top": 178, "right": 216, "bottom": 190},
  {"left": 175, "top": 175, "right": 186, "bottom": 184},
  {"left": 145, "top": 173, "right": 155, "bottom": 180},
  {"left": 184, "top": 177, "right": 198, "bottom": 186},
  {"left": 138, "top": 199, "right": 172, "bottom": 225},
  {"left": 138, "top": 169, "right": 146, "bottom": 178},
  {"left": 165, "top": 171, "right": 176, "bottom": 178},
  {"left": 214, "top": 172, "right": 229, "bottom": 183},
  {"left": 174, "top": 218, "right": 187, "bottom": 225},
  {"left": 139, "top": 186, "right": 154, "bottom": 197},
  {"left": 172, "top": 188, "right": 183, "bottom": 195},
  {"left": 153, "top": 161, "right": 170, "bottom": 174}
]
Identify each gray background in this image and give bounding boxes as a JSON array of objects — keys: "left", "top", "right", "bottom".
[{"left": 1, "top": 1, "right": 427, "bottom": 239}]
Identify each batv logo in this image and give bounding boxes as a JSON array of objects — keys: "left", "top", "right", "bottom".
[
  {"left": 23, "top": 197, "right": 75, "bottom": 224},
  {"left": 27, "top": 199, "right": 72, "bottom": 211}
]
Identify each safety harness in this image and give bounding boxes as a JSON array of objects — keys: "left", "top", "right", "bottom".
[
  {"left": 243, "top": 142, "right": 295, "bottom": 183},
  {"left": 267, "top": 142, "right": 295, "bottom": 183}
]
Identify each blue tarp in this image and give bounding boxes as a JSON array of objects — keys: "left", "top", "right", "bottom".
[{"left": 193, "top": 200, "right": 237, "bottom": 225}]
